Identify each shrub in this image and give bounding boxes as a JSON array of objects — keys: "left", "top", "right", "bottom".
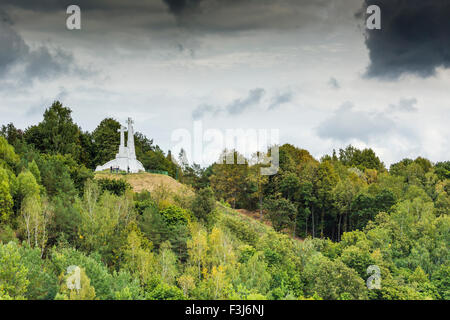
[
  {"left": 191, "top": 187, "right": 217, "bottom": 226},
  {"left": 159, "top": 205, "right": 190, "bottom": 227},
  {"left": 145, "top": 282, "right": 184, "bottom": 300},
  {"left": 97, "top": 178, "right": 131, "bottom": 196}
]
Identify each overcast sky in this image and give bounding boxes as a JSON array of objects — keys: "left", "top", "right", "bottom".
[{"left": 0, "top": 0, "right": 449, "bottom": 167}]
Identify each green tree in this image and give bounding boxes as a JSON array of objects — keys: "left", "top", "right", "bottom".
[
  {"left": 121, "top": 228, "right": 158, "bottom": 288},
  {"left": 238, "top": 251, "right": 271, "bottom": 295},
  {"left": 0, "top": 136, "right": 20, "bottom": 170},
  {"left": 316, "top": 161, "right": 339, "bottom": 238},
  {"left": 77, "top": 181, "right": 134, "bottom": 262},
  {"left": 36, "top": 154, "right": 77, "bottom": 199},
  {"left": 146, "top": 282, "right": 184, "bottom": 300},
  {"left": 50, "top": 246, "right": 116, "bottom": 299},
  {"left": 263, "top": 197, "right": 297, "bottom": 233},
  {"left": 28, "top": 160, "right": 41, "bottom": 184},
  {"left": 187, "top": 224, "right": 208, "bottom": 281},
  {"left": 56, "top": 267, "right": 96, "bottom": 300},
  {"left": 158, "top": 241, "right": 178, "bottom": 285},
  {"left": 91, "top": 118, "right": 121, "bottom": 168},
  {"left": 333, "top": 176, "right": 360, "bottom": 241},
  {"left": 434, "top": 161, "right": 450, "bottom": 180},
  {"left": 247, "top": 160, "right": 269, "bottom": 219},
  {"left": 191, "top": 187, "right": 216, "bottom": 227},
  {"left": 18, "top": 245, "right": 58, "bottom": 300},
  {"left": 97, "top": 178, "right": 131, "bottom": 196},
  {"left": 1, "top": 123, "right": 24, "bottom": 147},
  {"left": 210, "top": 150, "right": 249, "bottom": 209},
  {"left": 0, "top": 168, "right": 13, "bottom": 223},
  {"left": 297, "top": 181, "right": 317, "bottom": 237},
  {"left": 17, "top": 170, "right": 40, "bottom": 204},
  {"left": 25, "top": 101, "right": 82, "bottom": 160},
  {"left": 0, "top": 242, "right": 29, "bottom": 299},
  {"left": 304, "top": 255, "right": 368, "bottom": 300},
  {"left": 339, "top": 145, "right": 384, "bottom": 171}
]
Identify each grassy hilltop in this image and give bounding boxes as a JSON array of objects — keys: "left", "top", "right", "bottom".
[{"left": 94, "top": 171, "right": 191, "bottom": 194}]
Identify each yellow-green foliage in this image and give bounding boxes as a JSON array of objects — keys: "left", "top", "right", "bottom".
[
  {"left": 56, "top": 267, "right": 96, "bottom": 300},
  {"left": 0, "top": 242, "right": 29, "bottom": 300},
  {"left": 0, "top": 169, "right": 13, "bottom": 223}
]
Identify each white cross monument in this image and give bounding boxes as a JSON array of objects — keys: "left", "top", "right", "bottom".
[{"left": 95, "top": 117, "right": 145, "bottom": 173}]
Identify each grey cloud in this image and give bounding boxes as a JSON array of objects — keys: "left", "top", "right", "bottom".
[
  {"left": 167, "top": 0, "right": 340, "bottom": 32},
  {"left": 317, "top": 102, "right": 394, "bottom": 143},
  {"left": 192, "top": 87, "right": 265, "bottom": 119},
  {"left": 163, "top": 0, "right": 202, "bottom": 15},
  {"left": 56, "top": 86, "right": 69, "bottom": 101},
  {"left": 362, "top": 0, "right": 450, "bottom": 79},
  {"left": 389, "top": 98, "right": 418, "bottom": 113},
  {"left": 0, "top": 7, "right": 12, "bottom": 24},
  {"left": 26, "top": 101, "right": 46, "bottom": 116},
  {"left": 268, "top": 90, "right": 293, "bottom": 110},
  {"left": 226, "top": 88, "right": 265, "bottom": 115},
  {"left": 24, "top": 47, "right": 72, "bottom": 81},
  {"left": 0, "top": 15, "right": 28, "bottom": 75},
  {"left": 0, "top": 1, "right": 163, "bottom": 11},
  {"left": 0, "top": 13, "right": 92, "bottom": 84},
  {"left": 328, "top": 77, "right": 340, "bottom": 89},
  {"left": 192, "top": 103, "right": 218, "bottom": 120},
  {"left": 25, "top": 87, "right": 68, "bottom": 116}
]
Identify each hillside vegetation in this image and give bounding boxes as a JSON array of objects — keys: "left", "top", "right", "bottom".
[{"left": 0, "top": 101, "right": 448, "bottom": 300}]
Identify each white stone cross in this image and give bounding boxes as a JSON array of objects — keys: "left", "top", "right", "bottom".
[{"left": 118, "top": 125, "right": 127, "bottom": 149}]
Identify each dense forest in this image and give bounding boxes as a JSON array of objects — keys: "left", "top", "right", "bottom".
[{"left": 0, "top": 101, "right": 448, "bottom": 300}]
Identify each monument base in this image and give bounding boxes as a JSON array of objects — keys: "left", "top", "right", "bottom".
[{"left": 95, "top": 156, "right": 145, "bottom": 173}]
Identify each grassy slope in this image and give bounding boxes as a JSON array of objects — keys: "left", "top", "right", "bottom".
[
  {"left": 95, "top": 171, "right": 293, "bottom": 247},
  {"left": 217, "top": 204, "right": 295, "bottom": 248},
  {"left": 94, "top": 171, "right": 192, "bottom": 195}
]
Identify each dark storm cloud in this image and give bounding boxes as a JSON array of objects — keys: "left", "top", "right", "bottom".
[
  {"left": 0, "top": 0, "right": 159, "bottom": 11},
  {"left": 0, "top": 7, "right": 12, "bottom": 23},
  {"left": 362, "top": 0, "right": 450, "bottom": 79},
  {"left": 163, "top": 0, "right": 202, "bottom": 15},
  {"left": 317, "top": 102, "right": 394, "bottom": 143},
  {"left": 0, "top": 10, "right": 90, "bottom": 83},
  {"left": 0, "top": 0, "right": 342, "bottom": 32},
  {"left": 192, "top": 87, "right": 265, "bottom": 119},
  {"left": 0, "top": 0, "right": 357, "bottom": 34},
  {"left": 164, "top": 0, "right": 339, "bottom": 32},
  {"left": 24, "top": 47, "right": 72, "bottom": 80},
  {"left": 0, "top": 13, "right": 27, "bottom": 75}
]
